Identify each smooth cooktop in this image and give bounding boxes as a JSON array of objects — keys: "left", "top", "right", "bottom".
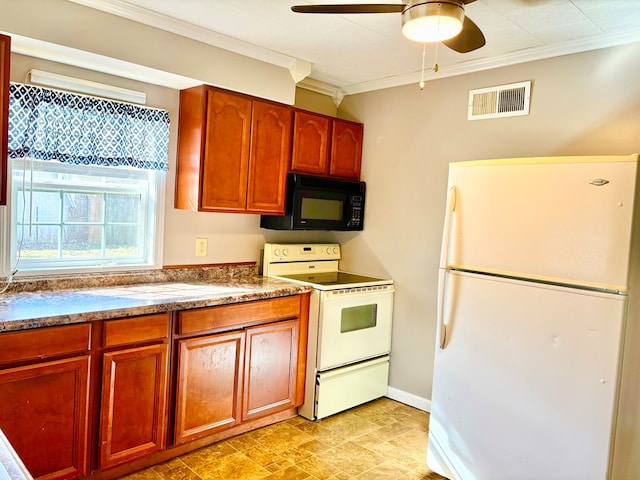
[{"left": 279, "top": 271, "right": 391, "bottom": 287}]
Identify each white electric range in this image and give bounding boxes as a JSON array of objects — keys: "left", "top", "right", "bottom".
[{"left": 262, "top": 243, "right": 394, "bottom": 420}]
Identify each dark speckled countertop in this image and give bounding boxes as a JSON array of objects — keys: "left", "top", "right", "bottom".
[{"left": 0, "top": 266, "right": 312, "bottom": 332}]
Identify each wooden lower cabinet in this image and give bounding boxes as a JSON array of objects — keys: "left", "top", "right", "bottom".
[
  {"left": 0, "top": 356, "right": 91, "bottom": 480},
  {"left": 243, "top": 320, "right": 299, "bottom": 421},
  {"left": 174, "top": 296, "right": 307, "bottom": 446},
  {"left": 0, "top": 294, "right": 309, "bottom": 479},
  {"left": 174, "top": 319, "right": 301, "bottom": 444},
  {"left": 98, "top": 343, "right": 169, "bottom": 469},
  {"left": 174, "top": 331, "right": 245, "bottom": 445}
]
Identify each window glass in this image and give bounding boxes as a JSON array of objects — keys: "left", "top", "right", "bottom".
[{"left": 9, "top": 158, "right": 162, "bottom": 272}]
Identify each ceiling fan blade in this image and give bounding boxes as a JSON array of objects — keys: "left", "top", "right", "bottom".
[
  {"left": 291, "top": 4, "right": 405, "bottom": 14},
  {"left": 461, "top": 0, "right": 477, "bottom": 4},
  {"left": 442, "top": 15, "right": 485, "bottom": 53}
]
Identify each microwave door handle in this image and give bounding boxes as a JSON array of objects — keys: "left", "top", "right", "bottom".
[{"left": 437, "top": 185, "right": 457, "bottom": 349}]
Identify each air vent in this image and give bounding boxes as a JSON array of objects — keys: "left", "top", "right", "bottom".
[{"left": 468, "top": 81, "right": 531, "bottom": 120}]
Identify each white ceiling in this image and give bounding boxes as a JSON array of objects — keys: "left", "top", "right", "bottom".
[{"left": 68, "top": 0, "right": 640, "bottom": 96}]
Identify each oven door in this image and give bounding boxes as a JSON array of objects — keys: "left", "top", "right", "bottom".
[{"left": 317, "top": 285, "right": 394, "bottom": 370}]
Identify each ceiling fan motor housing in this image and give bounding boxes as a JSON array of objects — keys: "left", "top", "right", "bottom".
[{"left": 402, "top": 1, "right": 465, "bottom": 43}]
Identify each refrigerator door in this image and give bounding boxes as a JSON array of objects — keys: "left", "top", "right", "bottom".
[
  {"left": 444, "top": 155, "right": 638, "bottom": 292},
  {"left": 427, "top": 271, "right": 626, "bottom": 480}
]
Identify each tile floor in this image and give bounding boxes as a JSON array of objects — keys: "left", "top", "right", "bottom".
[{"left": 122, "top": 398, "right": 447, "bottom": 479}]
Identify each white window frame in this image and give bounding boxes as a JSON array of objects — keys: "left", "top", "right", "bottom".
[{"left": 2, "top": 157, "right": 165, "bottom": 276}]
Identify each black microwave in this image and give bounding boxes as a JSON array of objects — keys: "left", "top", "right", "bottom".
[{"left": 260, "top": 174, "right": 365, "bottom": 231}]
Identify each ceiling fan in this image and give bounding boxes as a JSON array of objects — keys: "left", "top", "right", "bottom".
[{"left": 291, "top": 0, "right": 486, "bottom": 53}]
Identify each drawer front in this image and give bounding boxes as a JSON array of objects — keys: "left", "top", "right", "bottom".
[
  {"left": 104, "top": 313, "right": 170, "bottom": 348},
  {"left": 179, "top": 295, "right": 301, "bottom": 335},
  {"left": 0, "top": 323, "right": 91, "bottom": 366}
]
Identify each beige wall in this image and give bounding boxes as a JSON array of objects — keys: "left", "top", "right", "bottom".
[
  {"left": 335, "top": 42, "right": 640, "bottom": 403},
  {"left": 294, "top": 88, "right": 338, "bottom": 116},
  {"left": 0, "top": 0, "right": 295, "bottom": 104}
]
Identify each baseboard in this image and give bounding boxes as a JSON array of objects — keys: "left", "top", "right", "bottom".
[{"left": 386, "top": 386, "right": 432, "bottom": 412}]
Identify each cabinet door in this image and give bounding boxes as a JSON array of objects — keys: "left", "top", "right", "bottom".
[
  {"left": 290, "top": 110, "right": 330, "bottom": 176},
  {"left": 330, "top": 119, "right": 363, "bottom": 180},
  {"left": 99, "top": 344, "right": 169, "bottom": 469},
  {"left": 0, "top": 356, "right": 90, "bottom": 480},
  {"left": 175, "top": 331, "right": 245, "bottom": 444},
  {"left": 201, "top": 88, "right": 252, "bottom": 212},
  {"left": 243, "top": 319, "right": 299, "bottom": 421},
  {"left": 246, "top": 100, "right": 292, "bottom": 214},
  {"left": 0, "top": 34, "right": 10, "bottom": 206}
]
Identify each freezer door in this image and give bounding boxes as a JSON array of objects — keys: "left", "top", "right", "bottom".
[
  {"left": 444, "top": 156, "right": 638, "bottom": 291},
  {"left": 428, "top": 271, "right": 625, "bottom": 480}
]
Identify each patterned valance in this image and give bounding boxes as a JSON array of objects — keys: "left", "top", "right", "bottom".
[{"left": 8, "top": 83, "right": 170, "bottom": 171}]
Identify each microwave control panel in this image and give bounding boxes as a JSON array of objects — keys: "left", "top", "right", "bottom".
[{"left": 349, "top": 194, "right": 363, "bottom": 227}]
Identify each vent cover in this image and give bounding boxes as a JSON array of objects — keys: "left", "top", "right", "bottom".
[{"left": 468, "top": 81, "right": 531, "bottom": 120}]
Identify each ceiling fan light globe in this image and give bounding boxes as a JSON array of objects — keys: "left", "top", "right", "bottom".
[{"left": 401, "top": 2, "right": 464, "bottom": 43}]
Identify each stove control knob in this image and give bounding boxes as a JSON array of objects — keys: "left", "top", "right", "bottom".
[
  {"left": 326, "top": 247, "right": 331, "bottom": 255},
  {"left": 274, "top": 248, "right": 280, "bottom": 257},
  {"left": 282, "top": 248, "right": 288, "bottom": 256},
  {"left": 333, "top": 247, "right": 339, "bottom": 255}
]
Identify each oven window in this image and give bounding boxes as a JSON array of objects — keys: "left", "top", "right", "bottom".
[
  {"left": 301, "top": 198, "right": 343, "bottom": 220},
  {"left": 341, "top": 304, "right": 378, "bottom": 333}
]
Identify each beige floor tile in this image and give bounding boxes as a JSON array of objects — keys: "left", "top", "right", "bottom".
[
  {"left": 119, "top": 398, "right": 447, "bottom": 480},
  {"left": 314, "top": 441, "right": 385, "bottom": 477},
  {"left": 353, "top": 459, "right": 412, "bottom": 479},
  {"left": 196, "top": 451, "right": 270, "bottom": 480},
  {"left": 178, "top": 441, "right": 238, "bottom": 471}
]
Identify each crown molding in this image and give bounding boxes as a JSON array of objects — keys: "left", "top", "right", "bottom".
[
  {"left": 339, "top": 29, "right": 640, "bottom": 95},
  {"left": 66, "top": 0, "right": 311, "bottom": 79},
  {"left": 297, "top": 78, "right": 345, "bottom": 107}
]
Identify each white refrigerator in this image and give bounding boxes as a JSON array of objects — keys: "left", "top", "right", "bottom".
[{"left": 427, "top": 154, "right": 640, "bottom": 480}]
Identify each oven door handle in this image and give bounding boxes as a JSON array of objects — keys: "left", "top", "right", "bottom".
[{"left": 437, "top": 185, "right": 457, "bottom": 349}]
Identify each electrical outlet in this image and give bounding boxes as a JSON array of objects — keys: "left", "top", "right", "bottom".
[{"left": 195, "top": 237, "right": 208, "bottom": 257}]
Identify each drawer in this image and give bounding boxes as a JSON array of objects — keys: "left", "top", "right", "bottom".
[
  {"left": 104, "top": 313, "right": 170, "bottom": 348},
  {"left": 179, "top": 295, "right": 301, "bottom": 335},
  {"left": 0, "top": 323, "right": 91, "bottom": 366}
]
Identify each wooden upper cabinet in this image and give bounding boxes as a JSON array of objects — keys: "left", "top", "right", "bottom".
[
  {"left": 246, "top": 100, "right": 291, "bottom": 214},
  {"left": 290, "top": 110, "right": 363, "bottom": 180},
  {"left": 175, "top": 85, "right": 291, "bottom": 214},
  {"left": 291, "top": 109, "right": 331, "bottom": 176},
  {"left": 330, "top": 118, "right": 363, "bottom": 180},
  {"left": 0, "top": 34, "right": 10, "bottom": 206},
  {"left": 201, "top": 88, "right": 252, "bottom": 212}
]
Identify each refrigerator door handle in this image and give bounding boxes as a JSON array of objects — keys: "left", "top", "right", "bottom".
[
  {"left": 437, "top": 185, "right": 457, "bottom": 349},
  {"left": 439, "top": 186, "right": 457, "bottom": 270},
  {"left": 437, "top": 269, "right": 448, "bottom": 349}
]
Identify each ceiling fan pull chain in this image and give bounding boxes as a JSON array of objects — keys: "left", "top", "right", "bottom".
[
  {"left": 419, "top": 42, "right": 427, "bottom": 90},
  {"left": 434, "top": 40, "right": 440, "bottom": 74}
]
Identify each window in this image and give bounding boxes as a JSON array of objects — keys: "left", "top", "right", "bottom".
[
  {"left": 3, "top": 82, "right": 169, "bottom": 275},
  {"left": 10, "top": 159, "right": 162, "bottom": 271}
]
